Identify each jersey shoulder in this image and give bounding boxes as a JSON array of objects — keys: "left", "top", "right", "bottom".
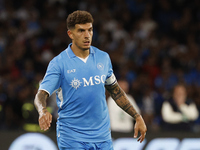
[
  {"left": 91, "top": 46, "right": 110, "bottom": 59},
  {"left": 50, "top": 49, "right": 67, "bottom": 63},
  {"left": 47, "top": 49, "right": 68, "bottom": 73}
]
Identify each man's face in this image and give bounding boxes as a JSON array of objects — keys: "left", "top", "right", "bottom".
[
  {"left": 68, "top": 23, "right": 93, "bottom": 51},
  {"left": 173, "top": 86, "right": 187, "bottom": 105}
]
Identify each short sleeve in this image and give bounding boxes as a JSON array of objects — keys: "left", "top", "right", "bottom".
[{"left": 39, "top": 58, "right": 62, "bottom": 96}]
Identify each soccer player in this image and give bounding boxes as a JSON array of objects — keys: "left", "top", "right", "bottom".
[{"left": 34, "top": 10, "right": 147, "bottom": 150}]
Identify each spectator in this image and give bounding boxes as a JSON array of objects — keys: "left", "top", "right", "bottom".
[{"left": 161, "top": 84, "right": 199, "bottom": 131}]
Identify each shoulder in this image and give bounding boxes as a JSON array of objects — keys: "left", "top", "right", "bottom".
[
  {"left": 91, "top": 46, "right": 110, "bottom": 58},
  {"left": 50, "top": 50, "right": 67, "bottom": 63},
  {"left": 161, "top": 101, "right": 171, "bottom": 110},
  {"left": 48, "top": 50, "right": 67, "bottom": 71},
  {"left": 165, "top": 98, "right": 175, "bottom": 107},
  {"left": 185, "top": 99, "right": 194, "bottom": 105}
]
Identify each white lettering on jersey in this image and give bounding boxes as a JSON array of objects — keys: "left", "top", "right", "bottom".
[
  {"left": 70, "top": 75, "right": 107, "bottom": 89},
  {"left": 101, "top": 75, "right": 106, "bottom": 83},
  {"left": 94, "top": 75, "right": 101, "bottom": 84},
  {"left": 94, "top": 75, "right": 106, "bottom": 84},
  {"left": 83, "top": 76, "right": 94, "bottom": 87},
  {"left": 67, "top": 69, "right": 76, "bottom": 73}
]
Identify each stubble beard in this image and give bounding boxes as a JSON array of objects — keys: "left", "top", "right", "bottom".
[{"left": 75, "top": 42, "right": 90, "bottom": 51}]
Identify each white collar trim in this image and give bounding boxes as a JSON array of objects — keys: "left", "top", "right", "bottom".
[{"left": 77, "top": 55, "right": 89, "bottom": 63}]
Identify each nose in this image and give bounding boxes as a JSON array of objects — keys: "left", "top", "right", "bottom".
[{"left": 84, "top": 30, "right": 90, "bottom": 38}]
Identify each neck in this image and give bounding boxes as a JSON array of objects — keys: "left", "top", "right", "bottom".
[{"left": 71, "top": 44, "right": 90, "bottom": 59}]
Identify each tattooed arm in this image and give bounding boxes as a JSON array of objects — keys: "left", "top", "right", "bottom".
[
  {"left": 105, "top": 82, "right": 147, "bottom": 143},
  {"left": 34, "top": 90, "right": 52, "bottom": 131}
]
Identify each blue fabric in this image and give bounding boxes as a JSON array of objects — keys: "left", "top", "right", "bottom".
[
  {"left": 39, "top": 43, "right": 114, "bottom": 143},
  {"left": 57, "top": 138, "right": 113, "bottom": 150}
]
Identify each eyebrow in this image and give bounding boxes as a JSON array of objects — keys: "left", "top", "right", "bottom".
[{"left": 77, "top": 27, "right": 93, "bottom": 31}]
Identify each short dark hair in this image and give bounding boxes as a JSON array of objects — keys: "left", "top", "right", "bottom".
[{"left": 66, "top": 10, "right": 94, "bottom": 29}]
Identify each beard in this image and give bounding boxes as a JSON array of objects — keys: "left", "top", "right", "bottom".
[{"left": 75, "top": 42, "right": 91, "bottom": 51}]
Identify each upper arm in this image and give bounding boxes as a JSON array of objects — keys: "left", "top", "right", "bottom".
[
  {"left": 105, "top": 73, "right": 120, "bottom": 98},
  {"left": 37, "top": 90, "right": 49, "bottom": 98},
  {"left": 35, "top": 90, "right": 49, "bottom": 103},
  {"left": 105, "top": 73, "right": 117, "bottom": 86},
  {"left": 39, "top": 59, "right": 62, "bottom": 96},
  {"left": 34, "top": 90, "right": 49, "bottom": 111},
  {"left": 105, "top": 82, "right": 124, "bottom": 101}
]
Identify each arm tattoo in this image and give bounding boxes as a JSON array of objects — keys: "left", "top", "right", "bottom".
[
  {"left": 34, "top": 90, "right": 49, "bottom": 114},
  {"left": 123, "top": 103, "right": 132, "bottom": 112},
  {"left": 106, "top": 83, "right": 140, "bottom": 120},
  {"left": 106, "top": 83, "right": 124, "bottom": 100}
]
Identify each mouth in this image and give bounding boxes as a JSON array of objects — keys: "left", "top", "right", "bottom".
[{"left": 83, "top": 41, "right": 90, "bottom": 46}]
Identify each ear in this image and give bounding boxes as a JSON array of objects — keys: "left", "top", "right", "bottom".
[{"left": 67, "top": 30, "right": 73, "bottom": 40}]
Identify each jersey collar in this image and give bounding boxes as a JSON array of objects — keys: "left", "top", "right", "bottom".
[{"left": 66, "top": 43, "right": 95, "bottom": 59}]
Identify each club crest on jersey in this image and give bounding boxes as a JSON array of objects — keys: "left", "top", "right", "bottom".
[
  {"left": 97, "top": 63, "right": 104, "bottom": 70},
  {"left": 70, "top": 78, "right": 82, "bottom": 89}
]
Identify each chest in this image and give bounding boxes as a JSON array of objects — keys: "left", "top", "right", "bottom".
[{"left": 62, "top": 56, "right": 108, "bottom": 89}]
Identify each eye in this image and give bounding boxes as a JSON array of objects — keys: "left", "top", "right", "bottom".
[
  {"left": 79, "top": 29, "right": 84, "bottom": 32},
  {"left": 89, "top": 28, "right": 93, "bottom": 32}
]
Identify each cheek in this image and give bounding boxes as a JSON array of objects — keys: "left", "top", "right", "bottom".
[
  {"left": 75, "top": 34, "right": 83, "bottom": 40},
  {"left": 73, "top": 35, "right": 80, "bottom": 42},
  {"left": 90, "top": 32, "right": 93, "bottom": 37}
]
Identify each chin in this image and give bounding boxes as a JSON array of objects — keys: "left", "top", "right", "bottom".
[{"left": 82, "top": 46, "right": 90, "bottom": 51}]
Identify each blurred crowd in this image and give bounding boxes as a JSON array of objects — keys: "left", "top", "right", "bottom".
[{"left": 0, "top": 0, "right": 200, "bottom": 133}]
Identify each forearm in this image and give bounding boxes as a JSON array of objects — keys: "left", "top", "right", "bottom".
[
  {"left": 106, "top": 83, "right": 140, "bottom": 120},
  {"left": 106, "top": 82, "right": 147, "bottom": 142},
  {"left": 179, "top": 103, "right": 199, "bottom": 120},
  {"left": 162, "top": 102, "right": 183, "bottom": 123},
  {"left": 34, "top": 90, "right": 49, "bottom": 115},
  {"left": 34, "top": 90, "right": 52, "bottom": 131}
]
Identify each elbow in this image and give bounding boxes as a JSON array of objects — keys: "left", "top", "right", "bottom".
[
  {"left": 190, "top": 112, "right": 199, "bottom": 121},
  {"left": 162, "top": 112, "right": 172, "bottom": 123},
  {"left": 34, "top": 91, "right": 39, "bottom": 107}
]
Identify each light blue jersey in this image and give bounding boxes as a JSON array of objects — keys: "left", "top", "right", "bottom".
[{"left": 39, "top": 44, "right": 116, "bottom": 143}]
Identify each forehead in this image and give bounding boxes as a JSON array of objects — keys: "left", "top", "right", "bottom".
[
  {"left": 75, "top": 23, "right": 93, "bottom": 29},
  {"left": 174, "top": 86, "right": 185, "bottom": 92}
]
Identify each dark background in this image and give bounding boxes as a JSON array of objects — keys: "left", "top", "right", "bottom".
[{"left": 0, "top": 0, "right": 200, "bottom": 149}]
